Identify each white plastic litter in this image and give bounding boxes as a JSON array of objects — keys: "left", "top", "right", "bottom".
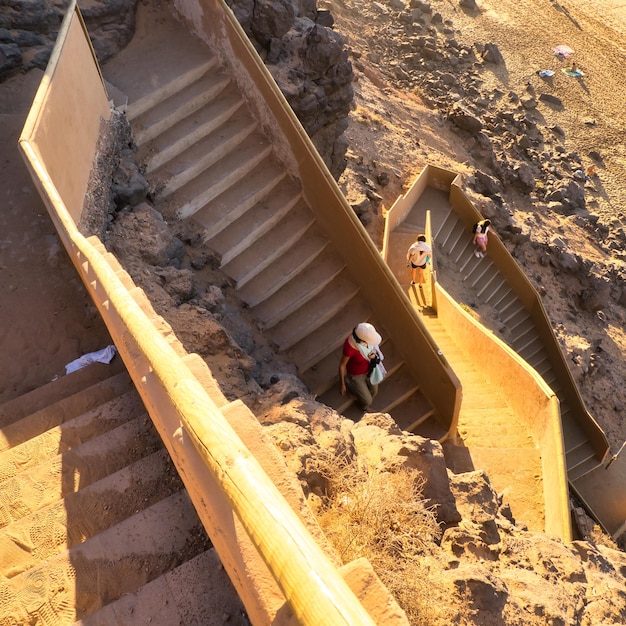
[{"left": 65, "top": 344, "right": 117, "bottom": 375}]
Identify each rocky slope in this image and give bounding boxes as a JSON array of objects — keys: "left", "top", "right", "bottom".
[{"left": 329, "top": 0, "right": 626, "bottom": 455}]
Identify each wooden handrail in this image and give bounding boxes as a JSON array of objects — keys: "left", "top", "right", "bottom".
[
  {"left": 18, "top": 3, "right": 383, "bottom": 623},
  {"left": 19, "top": 136, "right": 379, "bottom": 625}
]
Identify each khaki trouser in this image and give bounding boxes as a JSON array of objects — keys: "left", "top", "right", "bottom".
[{"left": 346, "top": 373, "right": 378, "bottom": 410}]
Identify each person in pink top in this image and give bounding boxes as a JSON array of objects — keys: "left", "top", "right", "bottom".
[
  {"left": 338, "top": 322, "right": 382, "bottom": 412},
  {"left": 472, "top": 219, "right": 491, "bottom": 258}
]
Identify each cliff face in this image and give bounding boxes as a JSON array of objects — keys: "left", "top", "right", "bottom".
[
  {"left": 225, "top": 0, "right": 353, "bottom": 177},
  {"left": 0, "top": 0, "right": 352, "bottom": 178}
]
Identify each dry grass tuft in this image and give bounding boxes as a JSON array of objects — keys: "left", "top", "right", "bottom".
[
  {"left": 353, "top": 104, "right": 386, "bottom": 126},
  {"left": 588, "top": 524, "right": 620, "bottom": 551},
  {"left": 313, "top": 454, "right": 442, "bottom": 625}
]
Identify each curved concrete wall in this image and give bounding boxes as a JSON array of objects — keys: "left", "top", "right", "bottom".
[{"left": 435, "top": 284, "right": 571, "bottom": 540}]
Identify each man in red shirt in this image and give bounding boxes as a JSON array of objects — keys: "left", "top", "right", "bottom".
[{"left": 338, "top": 322, "right": 382, "bottom": 412}]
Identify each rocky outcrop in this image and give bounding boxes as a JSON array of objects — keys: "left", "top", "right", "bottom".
[
  {"left": 226, "top": 0, "right": 354, "bottom": 178},
  {"left": 0, "top": 0, "right": 137, "bottom": 78},
  {"left": 253, "top": 381, "right": 626, "bottom": 625},
  {"left": 2, "top": 0, "right": 353, "bottom": 178}
]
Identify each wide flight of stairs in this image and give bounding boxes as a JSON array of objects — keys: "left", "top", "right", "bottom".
[
  {"left": 105, "top": 14, "right": 444, "bottom": 438},
  {"left": 0, "top": 361, "right": 244, "bottom": 625},
  {"left": 432, "top": 208, "right": 599, "bottom": 481}
]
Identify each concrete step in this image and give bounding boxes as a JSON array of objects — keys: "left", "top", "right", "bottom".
[
  {"left": 433, "top": 210, "right": 456, "bottom": 241},
  {"left": 511, "top": 322, "right": 540, "bottom": 350},
  {"left": 370, "top": 364, "right": 423, "bottom": 414},
  {"left": 301, "top": 344, "right": 350, "bottom": 398},
  {"left": 0, "top": 449, "right": 178, "bottom": 579},
  {"left": 446, "top": 229, "right": 476, "bottom": 265},
  {"left": 458, "top": 427, "right": 535, "bottom": 449},
  {"left": 222, "top": 202, "right": 316, "bottom": 289},
  {"left": 483, "top": 282, "right": 514, "bottom": 308},
  {"left": 0, "top": 361, "right": 126, "bottom": 430},
  {"left": 0, "top": 491, "right": 210, "bottom": 625},
  {"left": 0, "top": 414, "right": 161, "bottom": 529},
  {"left": 0, "top": 371, "right": 133, "bottom": 448},
  {"left": 562, "top": 420, "right": 591, "bottom": 453},
  {"left": 322, "top": 364, "right": 434, "bottom": 434},
  {"left": 253, "top": 249, "right": 346, "bottom": 330},
  {"left": 139, "top": 86, "right": 246, "bottom": 174},
  {"left": 236, "top": 226, "right": 330, "bottom": 307},
  {"left": 566, "top": 440, "right": 602, "bottom": 481},
  {"left": 475, "top": 268, "right": 504, "bottom": 299},
  {"left": 156, "top": 116, "right": 258, "bottom": 197},
  {"left": 0, "top": 390, "right": 145, "bottom": 483},
  {"left": 266, "top": 272, "right": 361, "bottom": 351},
  {"left": 502, "top": 306, "right": 530, "bottom": 331},
  {"left": 71, "top": 549, "right": 244, "bottom": 626},
  {"left": 133, "top": 71, "right": 231, "bottom": 146},
  {"left": 206, "top": 180, "right": 303, "bottom": 267},
  {"left": 173, "top": 136, "right": 273, "bottom": 220},
  {"left": 391, "top": 392, "right": 438, "bottom": 435},
  {"left": 194, "top": 166, "right": 287, "bottom": 241},
  {"left": 473, "top": 257, "right": 502, "bottom": 294},
  {"left": 462, "top": 254, "right": 492, "bottom": 284},
  {"left": 439, "top": 220, "right": 466, "bottom": 256},
  {"left": 125, "top": 57, "right": 219, "bottom": 121},
  {"left": 519, "top": 340, "right": 547, "bottom": 363}
]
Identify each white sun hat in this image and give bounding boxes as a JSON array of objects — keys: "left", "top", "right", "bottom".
[{"left": 354, "top": 322, "right": 382, "bottom": 346}]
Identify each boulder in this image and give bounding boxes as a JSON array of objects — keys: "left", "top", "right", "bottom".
[
  {"left": 580, "top": 274, "right": 611, "bottom": 311},
  {"left": 351, "top": 414, "right": 462, "bottom": 525},
  {"left": 481, "top": 42, "right": 504, "bottom": 64},
  {"left": 251, "top": 0, "right": 295, "bottom": 47},
  {"left": 108, "top": 203, "right": 184, "bottom": 268},
  {"left": 449, "top": 103, "right": 483, "bottom": 133}
]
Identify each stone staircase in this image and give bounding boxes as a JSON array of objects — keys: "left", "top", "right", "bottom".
[
  {"left": 104, "top": 14, "right": 444, "bottom": 438},
  {"left": 432, "top": 208, "right": 598, "bottom": 482},
  {"left": 0, "top": 362, "right": 244, "bottom": 625}
]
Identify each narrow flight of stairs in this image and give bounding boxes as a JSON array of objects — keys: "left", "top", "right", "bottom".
[
  {"left": 0, "top": 361, "right": 244, "bottom": 625},
  {"left": 422, "top": 315, "right": 545, "bottom": 530},
  {"left": 433, "top": 208, "right": 599, "bottom": 481},
  {"left": 107, "top": 20, "right": 444, "bottom": 438}
]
